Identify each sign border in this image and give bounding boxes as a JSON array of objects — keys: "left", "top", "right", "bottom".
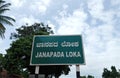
[{"left": 30, "top": 35, "right": 86, "bottom": 66}]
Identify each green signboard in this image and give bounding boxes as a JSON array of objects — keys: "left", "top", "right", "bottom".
[{"left": 30, "top": 35, "right": 85, "bottom": 65}]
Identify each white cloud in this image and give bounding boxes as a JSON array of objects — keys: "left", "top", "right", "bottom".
[
  {"left": 105, "top": 38, "right": 120, "bottom": 61},
  {"left": 85, "top": 24, "right": 114, "bottom": 47},
  {"left": 111, "top": 0, "right": 120, "bottom": 6},
  {"left": 30, "top": 0, "right": 51, "bottom": 14},
  {"left": 63, "top": 4, "right": 68, "bottom": 10},
  {"left": 82, "top": 37, "right": 120, "bottom": 77},
  {"left": 47, "top": 21, "right": 56, "bottom": 34},
  {"left": 41, "top": 0, "right": 51, "bottom": 6},
  {"left": 56, "top": 8, "right": 88, "bottom": 35},
  {"left": 18, "top": 15, "right": 39, "bottom": 26},
  {"left": 87, "top": 38, "right": 120, "bottom": 74},
  {"left": 54, "top": 0, "right": 120, "bottom": 77},
  {"left": 87, "top": 0, "right": 115, "bottom": 24},
  {"left": 0, "top": 40, "right": 2, "bottom": 44},
  {"left": 10, "top": 0, "right": 26, "bottom": 8},
  {"left": 87, "top": 0, "right": 104, "bottom": 12}
]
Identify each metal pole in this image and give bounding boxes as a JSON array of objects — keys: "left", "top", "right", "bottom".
[
  {"left": 35, "top": 66, "right": 39, "bottom": 78},
  {"left": 76, "top": 65, "right": 80, "bottom": 78}
]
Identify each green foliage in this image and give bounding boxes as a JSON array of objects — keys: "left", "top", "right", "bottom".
[
  {"left": 10, "top": 23, "right": 53, "bottom": 39},
  {"left": 0, "top": 0, "right": 15, "bottom": 38},
  {"left": 2, "top": 23, "right": 70, "bottom": 78},
  {"left": 80, "top": 76, "right": 86, "bottom": 78},
  {"left": 3, "top": 37, "right": 32, "bottom": 75},
  {"left": 40, "top": 65, "right": 70, "bottom": 78},
  {"left": 87, "top": 75, "right": 94, "bottom": 78},
  {"left": 0, "top": 53, "right": 4, "bottom": 72},
  {"left": 102, "top": 66, "right": 120, "bottom": 78}
]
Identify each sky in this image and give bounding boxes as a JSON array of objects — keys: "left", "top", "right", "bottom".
[{"left": 0, "top": 0, "right": 120, "bottom": 78}]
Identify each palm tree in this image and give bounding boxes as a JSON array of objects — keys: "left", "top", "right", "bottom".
[{"left": 0, "top": 0, "right": 15, "bottom": 38}]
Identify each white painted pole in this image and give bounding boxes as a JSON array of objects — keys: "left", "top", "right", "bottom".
[
  {"left": 35, "top": 66, "right": 39, "bottom": 78},
  {"left": 76, "top": 65, "right": 80, "bottom": 78}
]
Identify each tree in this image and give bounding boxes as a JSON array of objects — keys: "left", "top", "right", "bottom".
[
  {"left": 102, "top": 68, "right": 110, "bottom": 78},
  {"left": 0, "top": 0, "right": 15, "bottom": 38},
  {"left": 87, "top": 75, "right": 94, "bottom": 78},
  {"left": 80, "top": 76, "right": 86, "bottom": 78},
  {"left": 102, "top": 66, "right": 120, "bottom": 78},
  {"left": 0, "top": 53, "right": 4, "bottom": 72},
  {"left": 110, "top": 66, "right": 119, "bottom": 78},
  {"left": 3, "top": 23, "right": 70, "bottom": 78}
]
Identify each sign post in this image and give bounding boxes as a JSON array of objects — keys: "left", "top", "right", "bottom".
[
  {"left": 30, "top": 35, "right": 85, "bottom": 78},
  {"left": 76, "top": 65, "right": 80, "bottom": 78},
  {"left": 35, "top": 66, "right": 39, "bottom": 78}
]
